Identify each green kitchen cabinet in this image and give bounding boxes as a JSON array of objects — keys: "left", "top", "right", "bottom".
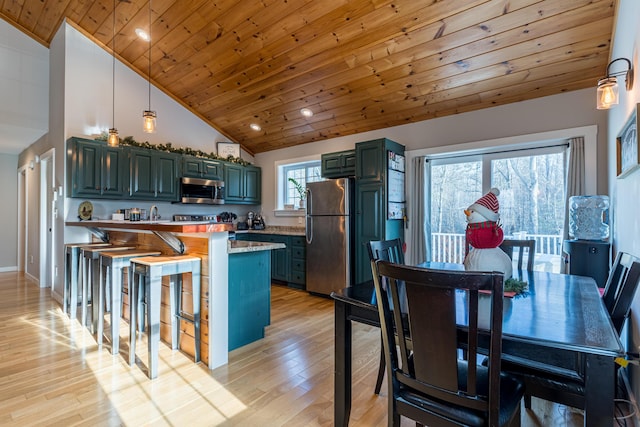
[
  {"left": 129, "top": 148, "right": 180, "bottom": 201},
  {"left": 67, "top": 137, "right": 127, "bottom": 198},
  {"left": 224, "top": 163, "right": 261, "bottom": 204},
  {"left": 183, "top": 156, "right": 223, "bottom": 180},
  {"left": 354, "top": 138, "right": 405, "bottom": 285},
  {"left": 321, "top": 149, "right": 356, "bottom": 178},
  {"left": 235, "top": 233, "right": 305, "bottom": 288},
  {"left": 228, "top": 250, "right": 271, "bottom": 351}
]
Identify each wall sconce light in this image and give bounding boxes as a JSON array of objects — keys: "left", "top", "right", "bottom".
[{"left": 597, "top": 58, "right": 634, "bottom": 109}]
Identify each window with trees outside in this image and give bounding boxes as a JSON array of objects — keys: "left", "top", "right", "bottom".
[
  {"left": 429, "top": 145, "right": 566, "bottom": 273},
  {"left": 282, "top": 161, "right": 323, "bottom": 208}
]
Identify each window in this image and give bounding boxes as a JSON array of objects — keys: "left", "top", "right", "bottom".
[
  {"left": 429, "top": 145, "right": 566, "bottom": 272},
  {"left": 276, "top": 160, "right": 323, "bottom": 210}
]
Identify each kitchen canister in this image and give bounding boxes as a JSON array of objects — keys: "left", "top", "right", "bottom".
[{"left": 568, "top": 195, "right": 609, "bottom": 240}]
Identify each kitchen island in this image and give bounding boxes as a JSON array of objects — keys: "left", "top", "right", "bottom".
[{"left": 66, "top": 220, "right": 283, "bottom": 369}]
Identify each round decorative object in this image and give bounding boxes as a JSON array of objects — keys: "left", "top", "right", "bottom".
[{"left": 78, "top": 201, "right": 93, "bottom": 220}]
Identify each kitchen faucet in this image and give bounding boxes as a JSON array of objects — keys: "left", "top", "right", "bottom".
[{"left": 150, "top": 205, "right": 159, "bottom": 221}]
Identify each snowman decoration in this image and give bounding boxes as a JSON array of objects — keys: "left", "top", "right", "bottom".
[{"left": 463, "top": 188, "right": 513, "bottom": 279}]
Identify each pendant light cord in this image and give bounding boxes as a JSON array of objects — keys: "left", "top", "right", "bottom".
[
  {"left": 148, "top": 0, "right": 151, "bottom": 110},
  {"left": 112, "top": 0, "right": 116, "bottom": 128}
]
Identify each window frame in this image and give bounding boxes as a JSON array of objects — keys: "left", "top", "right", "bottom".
[{"left": 273, "top": 155, "right": 322, "bottom": 216}]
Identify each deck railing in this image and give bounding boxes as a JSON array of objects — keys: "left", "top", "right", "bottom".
[{"left": 431, "top": 232, "right": 563, "bottom": 266}]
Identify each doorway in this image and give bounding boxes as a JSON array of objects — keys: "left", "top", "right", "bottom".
[{"left": 39, "top": 149, "right": 55, "bottom": 288}]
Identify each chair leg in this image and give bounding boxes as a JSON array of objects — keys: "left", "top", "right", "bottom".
[
  {"left": 524, "top": 392, "right": 532, "bottom": 409},
  {"left": 374, "top": 334, "right": 385, "bottom": 395}
]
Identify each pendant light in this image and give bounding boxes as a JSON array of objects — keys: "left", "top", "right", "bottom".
[
  {"left": 108, "top": 0, "right": 119, "bottom": 146},
  {"left": 143, "top": 0, "right": 157, "bottom": 133}
]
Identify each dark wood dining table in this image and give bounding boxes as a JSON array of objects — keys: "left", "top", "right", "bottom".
[{"left": 331, "top": 263, "right": 625, "bottom": 427}]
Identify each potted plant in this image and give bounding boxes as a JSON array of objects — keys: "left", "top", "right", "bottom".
[{"left": 288, "top": 177, "right": 306, "bottom": 209}]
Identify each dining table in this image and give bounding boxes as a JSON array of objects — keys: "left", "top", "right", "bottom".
[{"left": 331, "top": 263, "right": 625, "bottom": 427}]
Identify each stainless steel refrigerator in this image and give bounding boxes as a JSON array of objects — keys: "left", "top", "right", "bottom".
[{"left": 305, "top": 178, "right": 354, "bottom": 295}]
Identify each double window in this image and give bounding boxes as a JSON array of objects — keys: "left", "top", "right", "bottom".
[{"left": 429, "top": 144, "right": 566, "bottom": 272}]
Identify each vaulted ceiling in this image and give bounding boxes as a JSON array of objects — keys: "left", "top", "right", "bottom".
[{"left": 0, "top": 0, "right": 616, "bottom": 154}]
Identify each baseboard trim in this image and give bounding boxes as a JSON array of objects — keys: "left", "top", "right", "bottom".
[{"left": 0, "top": 266, "right": 18, "bottom": 273}]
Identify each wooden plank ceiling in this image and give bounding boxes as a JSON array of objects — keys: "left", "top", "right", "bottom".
[{"left": 0, "top": 0, "right": 616, "bottom": 154}]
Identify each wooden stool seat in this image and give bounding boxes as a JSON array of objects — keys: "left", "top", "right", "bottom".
[
  {"left": 64, "top": 242, "right": 111, "bottom": 319},
  {"left": 80, "top": 245, "right": 134, "bottom": 332},
  {"left": 98, "top": 249, "right": 161, "bottom": 355},
  {"left": 129, "top": 255, "right": 201, "bottom": 379}
]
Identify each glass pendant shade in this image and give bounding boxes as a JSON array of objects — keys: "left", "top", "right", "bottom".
[
  {"left": 596, "top": 77, "right": 619, "bottom": 110},
  {"left": 108, "top": 128, "right": 119, "bottom": 146},
  {"left": 143, "top": 110, "right": 157, "bottom": 133}
]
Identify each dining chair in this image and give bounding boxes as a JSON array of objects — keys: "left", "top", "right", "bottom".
[
  {"left": 601, "top": 251, "right": 639, "bottom": 315},
  {"left": 371, "top": 260, "right": 524, "bottom": 426},
  {"left": 366, "top": 239, "right": 404, "bottom": 395},
  {"left": 502, "top": 258, "right": 640, "bottom": 411},
  {"left": 499, "top": 239, "right": 536, "bottom": 271}
]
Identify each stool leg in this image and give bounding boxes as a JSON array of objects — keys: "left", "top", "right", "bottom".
[
  {"left": 192, "top": 265, "right": 201, "bottom": 364},
  {"left": 170, "top": 275, "right": 179, "bottom": 351},
  {"left": 147, "top": 269, "right": 162, "bottom": 379},
  {"left": 64, "top": 249, "right": 70, "bottom": 315},
  {"left": 81, "top": 255, "right": 89, "bottom": 328},
  {"left": 97, "top": 259, "right": 106, "bottom": 348},
  {"left": 69, "top": 248, "right": 79, "bottom": 320},
  {"left": 91, "top": 257, "right": 101, "bottom": 334},
  {"left": 129, "top": 269, "right": 139, "bottom": 367},
  {"left": 110, "top": 263, "right": 123, "bottom": 356}
]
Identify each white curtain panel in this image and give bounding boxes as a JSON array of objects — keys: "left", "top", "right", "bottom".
[
  {"left": 408, "top": 157, "right": 430, "bottom": 265},
  {"left": 563, "top": 136, "right": 586, "bottom": 242}
]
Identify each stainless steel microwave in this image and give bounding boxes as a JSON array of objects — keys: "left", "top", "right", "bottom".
[{"left": 180, "top": 177, "right": 225, "bottom": 204}]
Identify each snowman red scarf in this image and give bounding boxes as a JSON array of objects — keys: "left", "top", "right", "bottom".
[{"left": 465, "top": 220, "right": 504, "bottom": 249}]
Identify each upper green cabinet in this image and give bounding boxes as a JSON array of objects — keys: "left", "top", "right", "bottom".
[
  {"left": 224, "top": 163, "right": 261, "bottom": 205},
  {"left": 182, "top": 156, "right": 223, "bottom": 180},
  {"left": 129, "top": 148, "right": 180, "bottom": 201},
  {"left": 67, "top": 137, "right": 260, "bottom": 204},
  {"left": 67, "top": 137, "right": 127, "bottom": 198},
  {"left": 321, "top": 149, "right": 356, "bottom": 178}
]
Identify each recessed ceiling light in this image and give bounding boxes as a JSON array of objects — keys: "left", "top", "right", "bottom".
[
  {"left": 135, "top": 28, "right": 150, "bottom": 42},
  {"left": 300, "top": 108, "right": 313, "bottom": 117},
  {"left": 250, "top": 123, "right": 262, "bottom": 131}
]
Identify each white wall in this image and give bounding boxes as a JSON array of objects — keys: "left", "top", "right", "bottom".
[
  {"left": 606, "top": 0, "right": 640, "bottom": 400},
  {"left": 255, "top": 88, "right": 608, "bottom": 227},
  {"left": 0, "top": 153, "right": 18, "bottom": 271},
  {"left": 0, "top": 19, "right": 48, "bottom": 154}
]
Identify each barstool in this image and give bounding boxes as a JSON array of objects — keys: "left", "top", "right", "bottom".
[
  {"left": 129, "top": 255, "right": 201, "bottom": 379},
  {"left": 64, "top": 242, "right": 111, "bottom": 319},
  {"left": 80, "top": 245, "right": 134, "bottom": 332},
  {"left": 97, "top": 249, "right": 161, "bottom": 355}
]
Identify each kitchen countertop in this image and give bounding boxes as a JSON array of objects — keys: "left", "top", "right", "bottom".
[
  {"left": 228, "top": 240, "right": 286, "bottom": 254},
  {"left": 237, "top": 226, "right": 305, "bottom": 236},
  {"left": 66, "top": 219, "right": 235, "bottom": 233}
]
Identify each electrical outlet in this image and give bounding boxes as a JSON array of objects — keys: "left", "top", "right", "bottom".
[
  {"left": 54, "top": 266, "right": 58, "bottom": 277},
  {"left": 298, "top": 216, "right": 303, "bottom": 225},
  {"left": 30, "top": 255, "right": 34, "bottom": 264}
]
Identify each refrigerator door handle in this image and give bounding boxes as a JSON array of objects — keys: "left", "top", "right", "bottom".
[{"left": 306, "top": 215, "right": 313, "bottom": 244}]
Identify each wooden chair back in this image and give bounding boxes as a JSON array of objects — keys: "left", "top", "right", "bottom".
[
  {"left": 366, "top": 238, "right": 404, "bottom": 264},
  {"left": 371, "top": 260, "right": 521, "bottom": 426},
  {"left": 500, "top": 239, "right": 536, "bottom": 271},
  {"left": 609, "top": 260, "right": 640, "bottom": 334},
  {"left": 602, "top": 251, "right": 639, "bottom": 315}
]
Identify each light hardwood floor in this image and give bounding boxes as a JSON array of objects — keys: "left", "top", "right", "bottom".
[{"left": 0, "top": 272, "right": 592, "bottom": 426}]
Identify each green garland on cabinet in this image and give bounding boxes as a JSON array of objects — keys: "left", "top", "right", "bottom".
[{"left": 95, "top": 133, "right": 251, "bottom": 166}]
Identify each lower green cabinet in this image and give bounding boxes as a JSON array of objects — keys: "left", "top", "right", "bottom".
[
  {"left": 229, "top": 250, "right": 271, "bottom": 351},
  {"left": 235, "top": 233, "right": 306, "bottom": 289}
]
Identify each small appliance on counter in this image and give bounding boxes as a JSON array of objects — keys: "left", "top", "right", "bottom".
[{"left": 241, "top": 211, "right": 266, "bottom": 230}]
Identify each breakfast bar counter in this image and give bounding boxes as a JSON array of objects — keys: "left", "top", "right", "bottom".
[{"left": 66, "top": 219, "right": 235, "bottom": 370}]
